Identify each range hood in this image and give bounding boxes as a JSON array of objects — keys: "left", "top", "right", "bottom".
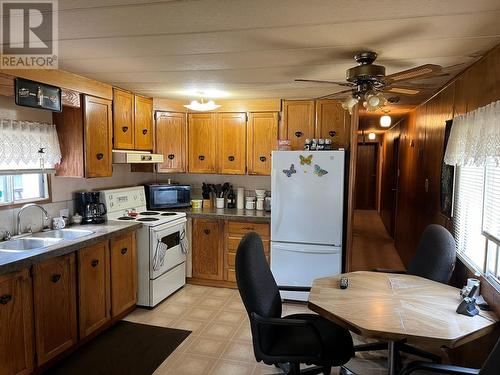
[{"left": 112, "top": 150, "right": 164, "bottom": 164}]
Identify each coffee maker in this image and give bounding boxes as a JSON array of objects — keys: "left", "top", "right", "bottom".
[{"left": 74, "top": 192, "right": 107, "bottom": 224}]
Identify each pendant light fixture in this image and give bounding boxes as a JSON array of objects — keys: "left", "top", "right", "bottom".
[
  {"left": 380, "top": 110, "right": 392, "bottom": 127},
  {"left": 183, "top": 97, "right": 221, "bottom": 111}
]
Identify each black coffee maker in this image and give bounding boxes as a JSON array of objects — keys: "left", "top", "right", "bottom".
[{"left": 74, "top": 192, "right": 107, "bottom": 224}]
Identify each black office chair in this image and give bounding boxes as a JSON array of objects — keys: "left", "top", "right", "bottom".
[
  {"left": 235, "top": 232, "right": 355, "bottom": 375},
  {"left": 356, "top": 224, "right": 457, "bottom": 364},
  {"left": 400, "top": 337, "right": 500, "bottom": 375}
]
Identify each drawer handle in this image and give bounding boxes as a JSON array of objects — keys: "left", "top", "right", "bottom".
[
  {"left": 141, "top": 155, "right": 152, "bottom": 161},
  {"left": 203, "top": 229, "right": 211, "bottom": 235},
  {"left": 198, "top": 155, "right": 205, "bottom": 161},
  {"left": 329, "top": 130, "right": 337, "bottom": 137},
  {"left": 294, "top": 131, "right": 303, "bottom": 138},
  {"left": 96, "top": 153, "right": 104, "bottom": 160},
  {"left": 121, "top": 247, "right": 128, "bottom": 255},
  {"left": 91, "top": 259, "right": 99, "bottom": 268},
  {"left": 142, "top": 129, "right": 148, "bottom": 135},
  {"left": 228, "top": 155, "right": 235, "bottom": 161},
  {"left": 168, "top": 154, "right": 175, "bottom": 160},
  {"left": 122, "top": 126, "right": 129, "bottom": 133},
  {"left": 259, "top": 156, "right": 266, "bottom": 162},
  {"left": 0, "top": 294, "right": 12, "bottom": 305},
  {"left": 51, "top": 274, "right": 61, "bottom": 283}
]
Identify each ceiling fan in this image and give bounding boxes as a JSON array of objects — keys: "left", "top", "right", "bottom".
[{"left": 295, "top": 51, "right": 445, "bottom": 112}]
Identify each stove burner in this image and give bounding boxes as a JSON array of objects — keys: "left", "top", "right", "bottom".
[
  {"left": 139, "top": 211, "right": 160, "bottom": 216},
  {"left": 161, "top": 212, "right": 177, "bottom": 216},
  {"left": 137, "top": 217, "right": 160, "bottom": 222},
  {"left": 117, "top": 216, "right": 136, "bottom": 220}
]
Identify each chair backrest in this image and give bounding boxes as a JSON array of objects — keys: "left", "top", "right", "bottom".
[
  {"left": 480, "top": 337, "right": 500, "bottom": 375},
  {"left": 407, "top": 224, "right": 456, "bottom": 284},
  {"left": 235, "top": 232, "right": 282, "bottom": 319}
]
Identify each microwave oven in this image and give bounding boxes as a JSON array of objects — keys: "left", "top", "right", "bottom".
[{"left": 144, "top": 184, "right": 191, "bottom": 209}]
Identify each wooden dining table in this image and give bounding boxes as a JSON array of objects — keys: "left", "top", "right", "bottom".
[{"left": 308, "top": 271, "right": 498, "bottom": 375}]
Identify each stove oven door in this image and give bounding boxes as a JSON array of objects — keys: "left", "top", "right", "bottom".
[{"left": 149, "top": 218, "right": 187, "bottom": 279}]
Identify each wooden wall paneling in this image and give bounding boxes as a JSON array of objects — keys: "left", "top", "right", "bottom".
[
  {"left": 217, "top": 112, "right": 247, "bottom": 175},
  {"left": 155, "top": 112, "right": 187, "bottom": 173},
  {"left": 282, "top": 100, "right": 315, "bottom": 150}
]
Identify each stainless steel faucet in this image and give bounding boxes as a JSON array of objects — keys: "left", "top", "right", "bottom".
[{"left": 17, "top": 203, "right": 49, "bottom": 235}]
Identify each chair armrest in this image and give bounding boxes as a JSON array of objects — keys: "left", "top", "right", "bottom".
[
  {"left": 400, "top": 361, "right": 480, "bottom": 375},
  {"left": 373, "top": 268, "right": 407, "bottom": 274},
  {"left": 278, "top": 285, "right": 311, "bottom": 292}
]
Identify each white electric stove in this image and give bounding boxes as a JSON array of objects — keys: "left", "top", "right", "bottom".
[{"left": 100, "top": 186, "right": 188, "bottom": 307}]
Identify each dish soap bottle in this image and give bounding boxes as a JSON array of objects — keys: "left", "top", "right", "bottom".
[{"left": 227, "top": 185, "right": 236, "bottom": 209}]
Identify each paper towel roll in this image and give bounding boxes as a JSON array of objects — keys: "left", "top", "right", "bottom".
[{"left": 237, "top": 187, "right": 244, "bottom": 209}]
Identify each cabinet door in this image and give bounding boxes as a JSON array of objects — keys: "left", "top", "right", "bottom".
[
  {"left": 156, "top": 112, "right": 187, "bottom": 173},
  {"left": 282, "top": 100, "right": 315, "bottom": 150},
  {"left": 33, "top": 254, "right": 77, "bottom": 365},
  {"left": 0, "top": 270, "right": 34, "bottom": 375},
  {"left": 84, "top": 95, "right": 113, "bottom": 178},
  {"left": 110, "top": 232, "right": 137, "bottom": 317},
  {"left": 192, "top": 218, "right": 223, "bottom": 280},
  {"left": 217, "top": 113, "right": 246, "bottom": 174},
  {"left": 315, "top": 99, "right": 349, "bottom": 148},
  {"left": 247, "top": 112, "right": 278, "bottom": 175},
  {"left": 188, "top": 113, "right": 217, "bottom": 173},
  {"left": 134, "top": 95, "right": 153, "bottom": 150},
  {"left": 78, "top": 242, "right": 110, "bottom": 339},
  {"left": 113, "top": 89, "right": 135, "bottom": 149}
]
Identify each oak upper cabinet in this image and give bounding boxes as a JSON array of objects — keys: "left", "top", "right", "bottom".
[
  {"left": 217, "top": 113, "right": 246, "bottom": 175},
  {"left": 54, "top": 95, "right": 113, "bottom": 178},
  {"left": 282, "top": 100, "right": 315, "bottom": 150},
  {"left": 156, "top": 112, "right": 187, "bottom": 173},
  {"left": 33, "top": 254, "right": 77, "bottom": 365},
  {"left": 247, "top": 112, "right": 278, "bottom": 175},
  {"left": 0, "top": 270, "right": 34, "bottom": 375},
  {"left": 77, "top": 241, "right": 111, "bottom": 339},
  {"left": 192, "top": 218, "right": 224, "bottom": 280},
  {"left": 188, "top": 113, "right": 217, "bottom": 173},
  {"left": 134, "top": 95, "right": 153, "bottom": 151},
  {"left": 112, "top": 88, "right": 135, "bottom": 149},
  {"left": 110, "top": 232, "right": 137, "bottom": 317},
  {"left": 315, "top": 99, "right": 350, "bottom": 148}
]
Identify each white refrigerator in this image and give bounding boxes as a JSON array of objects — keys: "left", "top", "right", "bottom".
[{"left": 271, "top": 150, "right": 345, "bottom": 301}]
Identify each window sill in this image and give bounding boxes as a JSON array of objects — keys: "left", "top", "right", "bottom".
[{"left": 0, "top": 197, "right": 51, "bottom": 210}]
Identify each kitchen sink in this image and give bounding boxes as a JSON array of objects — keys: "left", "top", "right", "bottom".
[
  {"left": 0, "top": 237, "right": 63, "bottom": 252},
  {"left": 31, "top": 229, "right": 94, "bottom": 240}
]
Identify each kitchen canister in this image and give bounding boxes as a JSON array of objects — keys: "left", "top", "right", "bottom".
[
  {"left": 236, "top": 187, "right": 244, "bottom": 209},
  {"left": 256, "top": 198, "right": 264, "bottom": 211},
  {"left": 191, "top": 199, "right": 203, "bottom": 209},
  {"left": 245, "top": 196, "right": 255, "bottom": 210},
  {"left": 216, "top": 197, "right": 225, "bottom": 209}
]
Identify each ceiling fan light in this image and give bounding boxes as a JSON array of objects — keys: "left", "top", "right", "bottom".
[
  {"left": 341, "top": 96, "right": 359, "bottom": 114},
  {"left": 380, "top": 114, "right": 392, "bottom": 127}
]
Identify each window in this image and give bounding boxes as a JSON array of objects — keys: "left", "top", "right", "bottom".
[
  {"left": 0, "top": 173, "right": 49, "bottom": 206},
  {"left": 453, "top": 162, "right": 500, "bottom": 283}
]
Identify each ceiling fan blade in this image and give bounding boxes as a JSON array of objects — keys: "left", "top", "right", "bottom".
[
  {"left": 295, "top": 79, "right": 354, "bottom": 87},
  {"left": 315, "top": 89, "right": 353, "bottom": 100},
  {"left": 385, "top": 87, "right": 421, "bottom": 95},
  {"left": 384, "top": 64, "right": 442, "bottom": 83}
]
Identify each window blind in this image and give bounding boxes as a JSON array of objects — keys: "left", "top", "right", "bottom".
[
  {"left": 453, "top": 165, "right": 486, "bottom": 268},
  {"left": 483, "top": 163, "right": 500, "bottom": 244}
]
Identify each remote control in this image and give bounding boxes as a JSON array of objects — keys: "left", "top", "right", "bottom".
[{"left": 339, "top": 277, "right": 348, "bottom": 289}]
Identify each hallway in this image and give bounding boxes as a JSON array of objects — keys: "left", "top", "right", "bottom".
[{"left": 351, "top": 210, "right": 405, "bottom": 272}]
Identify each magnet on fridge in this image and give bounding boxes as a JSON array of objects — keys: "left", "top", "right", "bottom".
[
  {"left": 299, "top": 154, "right": 313, "bottom": 165},
  {"left": 313, "top": 164, "right": 328, "bottom": 177},
  {"left": 282, "top": 164, "right": 296, "bottom": 177}
]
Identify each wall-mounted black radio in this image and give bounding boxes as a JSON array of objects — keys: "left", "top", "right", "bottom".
[{"left": 14, "top": 77, "right": 62, "bottom": 112}]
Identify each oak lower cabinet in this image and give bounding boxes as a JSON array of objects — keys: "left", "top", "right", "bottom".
[
  {"left": 54, "top": 94, "right": 113, "bottom": 178},
  {"left": 188, "top": 113, "right": 217, "bottom": 173},
  {"left": 282, "top": 100, "right": 315, "bottom": 150},
  {"left": 33, "top": 253, "right": 77, "bottom": 366},
  {"left": 155, "top": 112, "right": 187, "bottom": 173},
  {"left": 191, "top": 218, "right": 224, "bottom": 280},
  {"left": 77, "top": 241, "right": 111, "bottom": 339},
  {"left": 110, "top": 232, "right": 137, "bottom": 317},
  {"left": 0, "top": 269, "right": 34, "bottom": 375},
  {"left": 247, "top": 112, "right": 278, "bottom": 175},
  {"left": 217, "top": 113, "right": 247, "bottom": 175}
]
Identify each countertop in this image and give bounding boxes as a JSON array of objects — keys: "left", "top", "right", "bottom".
[
  {"left": 0, "top": 221, "right": 141, "bottom": 276},
  {"left": 171, "top": 207, "right": 271, "bottom": 222}
]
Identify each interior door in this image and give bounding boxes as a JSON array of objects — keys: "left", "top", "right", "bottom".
[
  {"left": 84, "top": 95, "right": 113, "bottom": 178},
  {"left": 134, "top": 95, "right": 153, "bottom": 150},
  {"left": 156, "top": 112, "right": 187, "bottom": 173},
  {"left": 355, "top": 143, "right": 378, "bottom": 210},
  {"left": 188, "top": 113, "right": 217, "bottom": 173},
  {"left": 217, "top": 112, "right": 246, "bottom": 174},
  {"left": 247, "top": 112, "right": 278, "bottom": 176}
]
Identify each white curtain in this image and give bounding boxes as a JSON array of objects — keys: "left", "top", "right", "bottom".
[
  {"left": 444, "top": 100, "right": 500, "bottom": 167},
  {"left": 0, "top": 119, "right": 62, "bottom": 172}
]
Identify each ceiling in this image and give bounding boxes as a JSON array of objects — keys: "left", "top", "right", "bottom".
[{"left": 48, "top": 1, "right": 500, "bottom": 116}]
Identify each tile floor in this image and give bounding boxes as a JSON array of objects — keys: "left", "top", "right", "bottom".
[{"left": 123, "top": 284, "right": 392, "bottom": 375}]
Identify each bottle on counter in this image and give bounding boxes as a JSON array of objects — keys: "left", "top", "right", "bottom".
[
  {"left": 227, "top": 185, "right": 236, "bottom": 209},
  {"left": 236, "top": 187, "right": 244, "bottom": 209}
]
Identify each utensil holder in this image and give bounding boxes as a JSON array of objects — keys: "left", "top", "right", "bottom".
[{"left": 216, "top": 197, "right": 225, "bottom": 209}]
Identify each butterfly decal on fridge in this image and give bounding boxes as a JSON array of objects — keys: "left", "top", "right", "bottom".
[
  {"left": 313, "top": 164, "right": 328, "bottom": 177},
  {"left": 282, "top": 164, "right": 297, "bottom": 177}
]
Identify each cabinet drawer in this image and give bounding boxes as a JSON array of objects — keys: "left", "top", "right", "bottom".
[
  {"left": 227, "top": 253, "right": 270, "bottom": 269},
  {"left": 227, "top": 221, "right": 269, "bottom": 238},
  {"left": 227, "top": 237, "right": 270, "bottom": 253},
  {"left": 226, "top": 269, "right": 236, "bottom": 283}
]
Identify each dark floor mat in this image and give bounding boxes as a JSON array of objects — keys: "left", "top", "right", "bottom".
[{"left": 45, "top": 321, "right": 190, "bottom": 375}]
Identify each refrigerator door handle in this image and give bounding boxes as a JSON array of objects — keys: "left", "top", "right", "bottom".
[
  {"left": 272, "top": 245, "right": 341, "bottom": 254},
  {"left": 272, "top": 168, "right": 283, "bottom": 235}
]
